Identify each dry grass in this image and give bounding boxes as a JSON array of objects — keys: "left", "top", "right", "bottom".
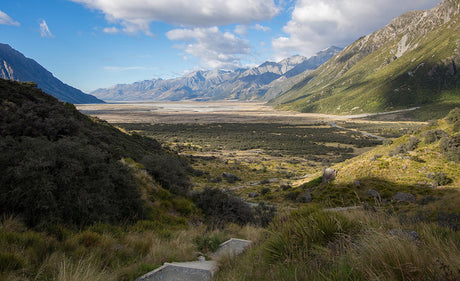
[
  {"left": 54, "top": 256, "right": 116, "bottom": 281},
  {"left": 216, "top": 208, "right": 460, "bottom": 281}
]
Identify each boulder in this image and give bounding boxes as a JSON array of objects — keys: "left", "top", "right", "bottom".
[
  {"left": 392, "top": 192, "right": 416, "bottom": 203},
  {"left": 248, "top": 192, "right": 259, "bottom": 198},
  {"left": 222, "top": 172, "right": 241, "bottom": 183},
  {"left": 367, "top": 189, "right": 380, "bottom": 199},
  {"left": 322, "top": 168, "right": 338, "bottom": 183}
]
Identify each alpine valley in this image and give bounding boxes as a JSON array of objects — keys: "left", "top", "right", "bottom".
[
  {"left": 90, "top": 47, "right": 341, "bottom": 102},
  {"left": 1, "top": 1, "right": 460, "bottom": 281}
]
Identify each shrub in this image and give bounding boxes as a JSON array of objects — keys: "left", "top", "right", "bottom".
[
  {"left": 193, "top": 188, "right": 254, "bottom": 228},
  {"left": 254, "top": 202, "right": 276, "bottom": 228},
  {"left": 423, "top": 129, "right": 448, "bottom": 144},
  {"left": 193, "top": 233, "right": 227, "bottom": 254},
  {"left": 445, "top": 107, "right": 460, "bottom": 124},
  {"left": 285, "top": 192, "right": 299, "bottom": 201},
  {"left": 172, "top": 198, "right": 197, "bottom": 216},
  {"left": 141, "top": 154, "right": 191, "bottom": 195},
  {"left": 260, "top": 188, "right": 271, "bottom": 196},
  {"left": 428, "top": 173, "right": 453, "bottom": 187},
  {"left": 390, "top": 136, "right": 420, "bottom": 156},
  {"left": 440, "top": 134, "right": 460, "bottom": 162},
  {"left": 280, "top": 184, "right": 291, "bottom": 191}
]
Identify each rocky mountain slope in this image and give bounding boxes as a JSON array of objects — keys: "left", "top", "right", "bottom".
[
  {"left": 91, "top": 47, "right": 341, "bottom": 102},
  {"left": 271, "top": 0, "right": 460, "bottom": 118},
  {"left": 0, "top": 43, "right": 103, "bottom": 104}
]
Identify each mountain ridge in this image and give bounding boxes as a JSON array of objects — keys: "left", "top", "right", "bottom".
[
  {"left": 91, "top": 46, "right": 341, "bottom": 102},
  {"left": 271, "top": 0, "right": 460, "bottom": 119},
  {"left": 0, "top": 43, "right": 103, "bottom": 104}
]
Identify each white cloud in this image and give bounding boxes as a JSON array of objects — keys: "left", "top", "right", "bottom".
[
  {"left": 166, "top": 26, "right": 251, "bottom": 69},
  {"left": 70, "top": 0, "right": 279, "bottom": 35},
  {"left": 234, "top": 24, "right": 271, "bottom": 36},
  {"left": 253, "top": 24, "right": 270, "bottom": 32},
  {"left": 273, "top": 0, "right": 441, "bottom": 58},
  {"left": 0, "top": 10, "right": 20, "bottom": 26},
  {"left": 234, "top": 25, "right": 248, "bottom": 36},
  {"left": 39, "top": 20, "right": 55, "bottom": 38},
  {"left": 103, "top": 27, "right": 120, "bottom": 34}
]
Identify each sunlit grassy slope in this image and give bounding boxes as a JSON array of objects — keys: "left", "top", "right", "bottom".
[{"left": 292, "top": 108, "right": 460, "bottom": 209}]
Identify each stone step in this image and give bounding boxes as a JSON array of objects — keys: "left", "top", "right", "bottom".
[{"left": 135, "top": 238, "right": 252, "bottom": 281}]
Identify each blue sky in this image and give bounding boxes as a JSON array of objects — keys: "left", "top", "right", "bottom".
[{"left": 1, "top": 0, "right": 440, "bottom": 92}]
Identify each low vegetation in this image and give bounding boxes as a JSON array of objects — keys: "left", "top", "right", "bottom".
[
  {"left": 117, "top": 122, "right": 382, "bottom": 163},
  {"left": 216, "top": 205, "right": 460, "bottom": 281},
  {"left": 1, "top": 79, "right": 458, "bottom": 280}
]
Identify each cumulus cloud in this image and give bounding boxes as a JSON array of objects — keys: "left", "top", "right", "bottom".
[
  {"left": 0, "top": 10, "right": 20, "bottom": 26},
  {"left": 166, "top": 26, "right": 251, "bottom": 69},
  {"left": 273, "top": 0, "right": 440, "bottom": 58},
  {"left": 39, "top": 20, "right": 55, "bottom": 38},
  {"left": 70, "top": 0, "right": 279, "bottom": 35}
]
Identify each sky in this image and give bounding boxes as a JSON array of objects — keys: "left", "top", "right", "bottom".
[{"left": 1, "top": 0, "right": 441, "bottom": 93}]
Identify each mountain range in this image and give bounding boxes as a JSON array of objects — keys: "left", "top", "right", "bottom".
[
  {"left": 0, "top": 43, "right": 103, "bottom": 104},
  {"left": 91, "top": 47, "right": 341, "bottom": 102},
  {"left": 271, "top": 0, "right": 460, "bottom": 117}
]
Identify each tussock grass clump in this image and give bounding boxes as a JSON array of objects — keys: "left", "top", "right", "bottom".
[
  {"left": 263, "top": 206, "right": 358, "bottom": 264},
  {"left": 54, "top": 256, "right": 116, "bottom": 281},
  {"left": 216, "top": 206, "right": 460, "bottom": 281}
]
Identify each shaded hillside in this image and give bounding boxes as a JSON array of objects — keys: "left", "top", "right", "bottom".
[
  {"left": 91, "top": 47, "right": 341, "bottom": 102},
  {"left": 0, "top": 79, "right": 190, "bottom": 228},
  {"left": 0, "top": 43, "right": 103, "bottom": 104},
  {"left": 272, "top": 0, "right": 460, "bottom": 119}
]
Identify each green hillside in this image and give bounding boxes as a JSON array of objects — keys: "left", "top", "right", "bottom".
[
  {"left": 0, "top": 78, "right": 192, "bottom": 228},
  {"left": 271, "top": 0, "right": 460, "bottom": 120}
]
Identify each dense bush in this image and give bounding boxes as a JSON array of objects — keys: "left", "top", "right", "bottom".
[
  {"left": 390, "top": 136, "right": 420, "bottom": 156},
  {"left": 253, "top": 202, "right": 276, "bottom": 228},
  {"left": 428, "top": 172, "right": 453, "bottom": 186},
  {"left": 445, "top": 107, "right": 460, "bottom": 124},
  {"left": 141, "top": 154, "right": 191, "bottom": 196},
  {"left": 192, "top": 188, "right": 275, "bottom": 228},
  {"left": 440, "top": 134, "right": 460, "bottom": 162},
  {"left": 118, "top": 122, "right": 382, "bottom": 163},
  {"left": 423, "top": 129, "right": 448, "bottom": 144},
  {"left": 445, "top": 108, "right": 460, "bottom": 132},
  {"left": 0, "top": 79, "right": 191, "bottom": 227},
  {"left": 260, "top": 188, "right": 271, "bottom": 196}
]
